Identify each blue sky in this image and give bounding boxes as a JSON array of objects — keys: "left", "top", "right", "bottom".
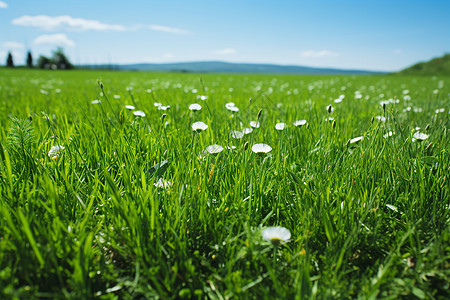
[{"left": 0, "top": 0, "right": 448, "bottom": 71}]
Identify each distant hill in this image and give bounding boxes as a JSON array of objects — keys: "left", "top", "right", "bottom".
[
  {"left": 80, "top": 61, "right": 383, "bottom": 74},
  {"left": 397, "top": 54, "right": 450, "bottom": 76}
]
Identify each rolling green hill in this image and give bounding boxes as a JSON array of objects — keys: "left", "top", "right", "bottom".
[
  {"left": 81, "top": 61, "right": 383, "bottom": 74},
  {"left": 398, "top": 53, "right": 450, "bottom": 75}
]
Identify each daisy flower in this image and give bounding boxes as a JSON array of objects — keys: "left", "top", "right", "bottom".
[
  {"left": 262, "top": 226, "right": 291, "bottom": 246},
  {"left": 192, "top": 121, "right": 208, "bottom": 132},
  {"left": 252, "top": 143, "right": 272, "bottom": 154},
  {"left": 48, "top": 145, "right": 65, "bottom": 159}
]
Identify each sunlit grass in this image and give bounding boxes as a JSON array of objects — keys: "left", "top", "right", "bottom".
[{"left": 0, "top": 68, "right": 448, "bottom": 299}]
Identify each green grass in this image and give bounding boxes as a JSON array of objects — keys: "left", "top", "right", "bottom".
[
  {"left": 397, "top": 53, "right": 450, "bottom": 76},
  {"left": 0, "top": 68, "right": 449, "bottom": 299}
]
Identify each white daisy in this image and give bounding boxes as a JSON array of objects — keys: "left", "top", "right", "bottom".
[
  {"left": 242, "top": 128, "right": 253, "bottom": 134},
  {"left": 275, "top": 123, "right": 287, "bottom": 131},
  {"left": 205, "top": 144, "right": 224, "bottom": 154},
  {"left": 225, "top": 102, "right": 239, "bottom": 112},
  {"left": 48, "top": 145, "right": 65, "bottom": 159},
  {"left": 261, "top": 226, "right": 291, "bottom": 246},
  {"left": 192, "top": 121, "right": 208, "bottom": 132},
  {"left": 154, "top": 178, "right": 171, "bottom": 189},
  {"left": 413, "top": 132, "right": 429, "bottom": 141},
  {"left": 348, "top": 136, "right": 363, "bottom": 145},
  {"left": 231, "top": 130, "right": 244, "bottom": 139},
  {"left": 189, "top": 103, "right": 202, "bottom": 111},
  {"left": 250, "top": 121, "right": 260, "bottom": 128},
  {"left": 252, "top": 143, "right": 272, "bottom": 154},
  {"left": 133, "top": 110, "right": 146, "bottom": 117},
  {"left": 293, "top": 120, "right": 307, "bottom": 127},
  {"left": 383, "top": 131, "right": 395, "bottom": 139}
]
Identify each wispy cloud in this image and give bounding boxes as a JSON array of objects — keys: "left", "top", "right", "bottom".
[
  {"left": 213, "top": 48, "right": 236, "bottom": 55},
  {"left": 148, "top": 24, "right": 189, "bottom": 35},
  {"left": 300, "top": 50, "right": 339, "bottom": 58},
  {"left": 33, "top": 34, "right": 75, "bottom": 47},
  {"left": 12, "top": 15, "right": 127, "bottom": 31},
  {"left": 3, "top": 41, "right": 24, "bottom": 49},
  {"left": 0, "top": 1, "right": 8, "bottom": 9},
  {"left": 11, "top": 15, "right": 191, "bottom": 35}
]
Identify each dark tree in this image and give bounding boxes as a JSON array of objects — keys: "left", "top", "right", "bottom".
[
  {"left": 26, "top": 51, "right": 33, "bottom": 68},
  {"left": 37, "top": 55, "right": 51, "bottom": 69},
  {"left": 6, "top": 52, "right": 14, "bottom": 67},
  {"left": 52, "top": 48, "right": 74, "bottom": 69},
  {"left": 36, "top": 48, "right": 74, "bottom": 70}
]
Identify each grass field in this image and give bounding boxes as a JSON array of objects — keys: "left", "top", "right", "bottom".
[{"left": 0, "top": 68, "right": 449, "bottom": 299}]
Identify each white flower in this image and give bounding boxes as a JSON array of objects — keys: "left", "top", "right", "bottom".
[
  {"left": 225, "top": 102, "right": 239, "bottom": 112},
  {"left": 91, "top": 99, "right": 101, "bottom": 104},
  {"left": 154, "top": 178, "right": 171, "bottom": 189},
  {"left": 275, "top": 123, "right": 287, "bottom": 130},
  {"left": 189, "top": 103, "right": 202, "bottom": 111},
  {"left": 242, "top": 128, "right": 253, "bottom": 134},
  {"left": 413, "top": 132, "right": 428, "bottom": 141},
  {"left": 114, "top": 95, "right": 121, "bottom": 99},
  {"left": 261, "top": 226, "right": 291, "bottom": 245},
  {"left": 293, "top": 120, "right": 307, "bottom": 127},
  {"left": 205, "top": 144, "right": 224, "bottom": 154},
  {"left": 250, "top": 121, "right": 260, "bottom": 128},
  {"left": 348, "top": 136, "right": 363, "bottom": 145},
  {"left": 386, "top": 204, "right": 398, "bottom": 212},
  {"left": 231, "top": 130, "right": 244, "bottom": 139},
  {"left": 375, "top": 116, "right": 386, "bottom": 122},
  {"left": 192, "top": 121, "right": 208, "bottom": 132},
  {"left": 252, "top": 143, "right": 272, "bottom": 154},
  {"left": 125, "top": 105, "right": 135, "bottom": 110},
  {"left": 383, "top": 131, "right": 395, "bottom": 139},
  {"left": 326, "top": 104, "right": 334, "bottom": 112},
  {"left": 133, "top": 110, "right": 146, "bottom": 117},
  {"left": 48, "top": 145, "right": 65, "bottom": 159}
]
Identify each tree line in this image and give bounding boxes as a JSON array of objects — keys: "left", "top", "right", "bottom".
[{"left": 5, "top": 48, "right": 74, "bottom": 69}]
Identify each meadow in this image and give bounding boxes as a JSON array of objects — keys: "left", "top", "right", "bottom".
[{"left": 0, "top": 68, "right": 448, "bottom": 299}]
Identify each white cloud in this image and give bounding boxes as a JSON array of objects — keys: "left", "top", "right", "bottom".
[
  {"left": 213, "top": 48, "right": 236, "bottom": 55},
  {"left": 33, "top": 34, "right": 75, "bottom": 47},
  {"left": 11, "top": 15, "right": 191, "bottom": 35},
  {"left": 3, "top": 41, "right": 24, "bottom": 49},
  {"left": 300, "top": 50, "right": 339, "bottom": 58},
  {"left": 0, "top": 1, "right": 8, "bottom": 9},
  {"left": 149, "top": 24, "right": 189, "bottom": 34},
  {"left": 12, "top": 15, "right": 126, "bottom": 31}
]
